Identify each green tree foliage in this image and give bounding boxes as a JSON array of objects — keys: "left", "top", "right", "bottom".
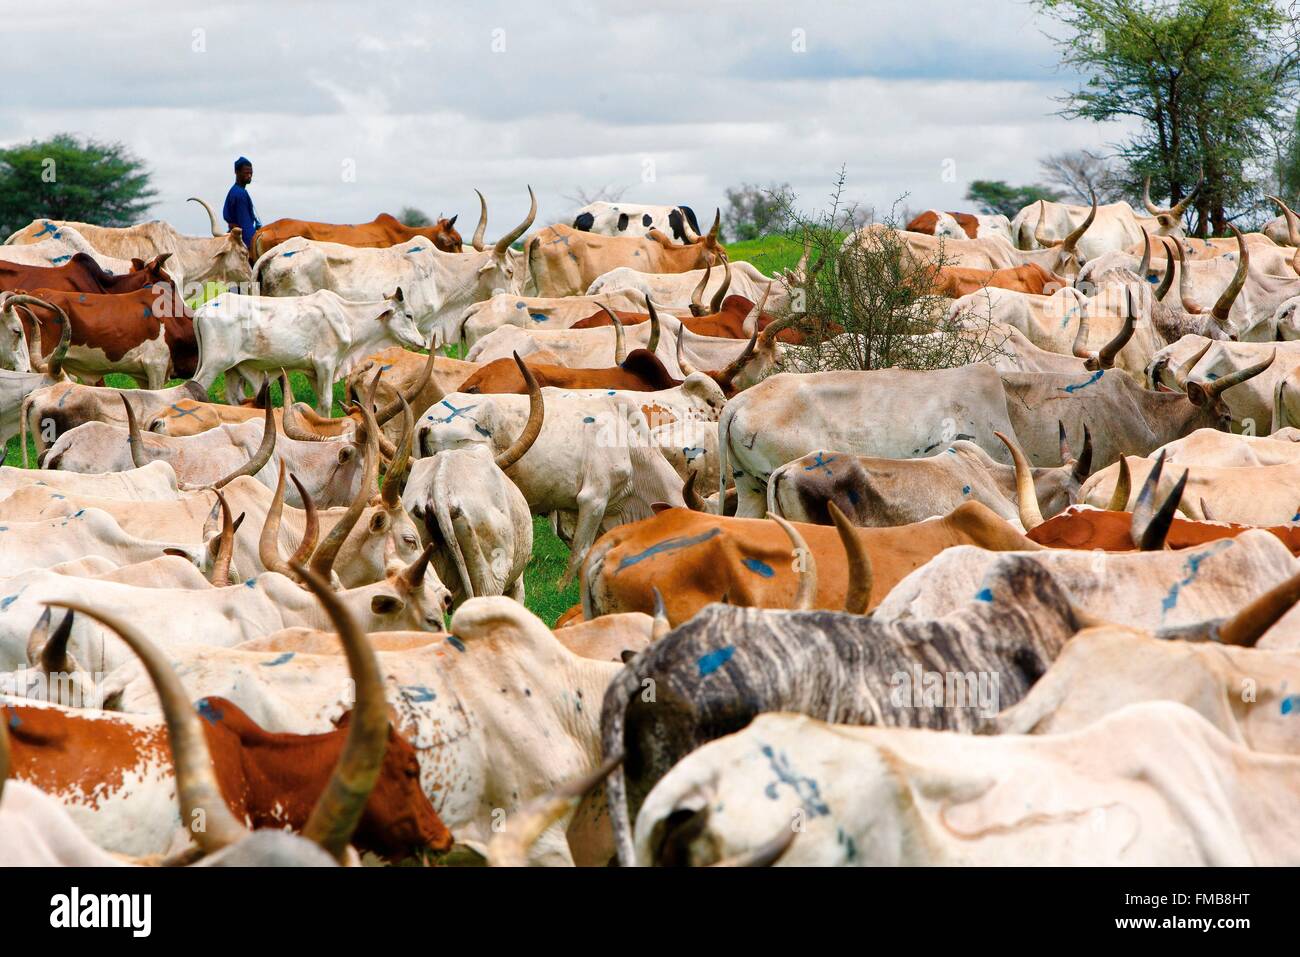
[
  {"left": 399, "top": 206, "right": 432, "bottom": 227},
  {"left": 1036, "top": 0, "right": 1300, "bottom": 235},
  {"left": 1279, "top": 103, "right": 1300, "bottom": 199},
  {"left": 0, "top": 133, "right": 155, "bottom": 237},
  {"left": 965, "top": 179, "right": 1063, "bottom": 218},
  {"left": 722, "top": 181, "right": 793, "bottom": 241}
]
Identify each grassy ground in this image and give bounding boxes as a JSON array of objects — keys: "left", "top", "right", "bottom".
[{"left": 6, "top": 238, "right": 782, "bottom": 626}]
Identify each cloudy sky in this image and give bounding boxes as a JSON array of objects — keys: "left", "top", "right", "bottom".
[{"left": 3, "top": 0, "right": 1133, "bottom": 236}]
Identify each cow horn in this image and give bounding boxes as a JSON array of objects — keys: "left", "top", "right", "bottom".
[
  {"left": 209, "top": 490, "right": 237, "bottom": 585},
  {"left": 682, "top": 470, "right": 706, "bottom": 512},
  {"left": 495, "top": 353, "right": 544, "bottom": 470},
  {"left": 1170, "top": 170, "right": 1203, "bottom": 217},
  {"left": 1140, "top": 468, "right": 1187, "bottom": 551},
  {"left": 1176, "top": 340, "right": 1214, "bottom": 386},
  {"left": 1033, "top": 200, "right": 1053, "bottom": 247},
  {"left": 1142, "top": 176, "right": 1162, "bottom": 216},
  {"left": 995, "top": 431, "right": 1044, "bottom": 531},
  {"left": 396, "top": 540, "right": 437, "bottom": 592},
  {"left": 1200, "top": 498, "right": 1215, "bottom": 522},
  {"left": 6, "top": 295, "right": 71, "bottom": 377},
  {"left": 1107, "top": 456, "right": 1132, "bottom": 510},
  {"left": 485, "top": 751, "right": 624, "bottom": 867},
  {"left": 27, "top": 606, "right": 75, "bottom": 675},
  {"left": 1267, "top": 194, "right": 1300, "bottom": 247},
  {"left": 187, "top": 196, "right": 224, "bottom": 237},
  {"left": 381, "top": 397, "right": 413, "bottom": 509},
  {"left": 708, "top": 256, "right": 732, "bottom": 314},
  {"left": 292, "top": 564, "right": 391, "bottom": 862},
  {"left": 1137, "top": 229, "right": 1152, "bottom": 279},
  {"left": 493, "top": 185, "right": 536, "bottom": 259},
  {"left": 120, "top": 394, "right": 149, "bottom": 469},
  {"left": 1059, "top": 190, "right": 1096, "bottom": 255},
  {"left": 1070, "top": 309, "right": 1093, "bottom": 360},
  {"left": 1071, "top": 425, "right": 1093, "bottom": 483},
  {"left": 645, "top": 295, "right": 661, "bottom": 354},
  {"left": 1210, "top": 225, "right": 1248, "bottom": 324},
  {"left": 287, "top": 476, "right": 319, "bottom": 565},
  {"left": 1095, "top": 292, "right": 1136, "bottom": 369},
  {"left": 828, "top": 500, "right": 871, "bottom": 614},
  {"left": 374, "top": 346, "right": 440, "bottom": 426},
  {"left": 706, "top": 208, "right": 721, "bottom": 244},
  {"left": 651, "top": 587, "right": 670, "bottom": 641},
  {"left": 45, "top": 600, "right": 251, "bottom": 853},
  {"left": 1214, "top": 567, "right": 1300, "bottom": 647},
  {"left": 471, "top": 189, "right": 488, "bottom": 252},
  {"left": 711, "top": 825, "right": 798, "bottom": 867},
  {"left": 309, "top": 374, "right": 379, "bottom": 582},
  {"left": 279, "top": 371, "right": 326, "bottom": 442},
  {"left": 1130, "top": 451, "right": 1183, "bottom": 550},
  {"left": 259, "top": 461, "right": 298, "bottom": 578},
  {"left": 715, "top": 321, "right": 759, "bottom": 391},
  {"left": 1172, "top": 235, "right": 1202, "bottom": 313},
  {"left": 211, "top": 384, "right": 276, "bottom": 488},
  {"left": 768, "top": 513, "right": 816, "bottom": 611},
  {"left": 1200, "top": 349, "right": 1274, "bottom": 400},
  {"left": 689, "top": 261, "right": 711, "bottom": 317},
  {"left": 1057, "top": 420, "right": 1073, "bottom": 463},
  {"left": 1154, "top": 239, "right": 1177, "bottom": 301},
  {"left": 601, "top": 305, "right": 626, "bottom": 364},
  {"left": 676, "top": 328, "right": 700, "bottom": 377}
]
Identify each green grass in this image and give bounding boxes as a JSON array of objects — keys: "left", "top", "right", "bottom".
[
  {"left": 723, "top": 234, "right": 805, "bottom": 276},
  {"left": 524, "top": 517, "right": 581, "bottom": 625}
]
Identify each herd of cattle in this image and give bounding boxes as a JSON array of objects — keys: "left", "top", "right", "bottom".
[{"left": 0, "top": 177, "right": 1299, "bottom": 867}]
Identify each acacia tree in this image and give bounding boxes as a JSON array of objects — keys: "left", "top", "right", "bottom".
[
  {"left": 0, "top": 134, "right": 155, "bottom": 237},
  {"left": 1037, "top": 0, "right": 1300, "bottom": 235}
]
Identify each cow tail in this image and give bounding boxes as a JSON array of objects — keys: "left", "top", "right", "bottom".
[
  {"left": 600, "top": 666, "right": 644, "bottom": 866},
  {"left": 716, "top": 404, "right": 736, "bottom": 515},
  {"left": 432, "top": 462, "right": 475, "bottom": 601},
  {"left": 19, "top": 392, "right": 33, "bottom": 468},
  {"left": 767, "top": 465, "right": 785, "bottom": 519}
]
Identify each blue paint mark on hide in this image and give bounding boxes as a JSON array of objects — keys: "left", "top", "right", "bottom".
[
  {"left": 35, "top": 221, "right": 57, "bottom": 238},
  {"left": 616, "top": 527, "right": 722, "bottom": 571},
  {"left": 760, "top": 744, "right": 830, "bottom": 817},
  {"left": 697, "top": 646, "right": 735, "bottom": 676},
  {"left": 583, "top": 416, "right": 596, "bottom": 423},
  {"left": 515, "top": 302, "right": 526, "bottom": 309},
  {"left": 529, "top": 313, "right": 548, "bottom": 323},
  {"left": 434, "top": 399, "right": 477, "bottom": 423},
  {"left": 261, "top": 652, "right": 295, "bottom": 666},
  {"left": 169, "top": 403, "right": 200, "bottom": 419},
  {"left": 474, "top": 424, "right": 492, "bottom": 437},
  {"left": 281, "top": 250, "right": 298, "bottom": 258},
  {"left": 1061, "top": 370, "right": 1104, "bottom": 393},
  {"left": 682, "top": 446, "right": 705, "bottom": 461},
  {"left": 962, "top": 485, "right": 971, "bottom": 495},
  {"left": 244, "top": 578, "right": 257, "bottom": 588},
  {"left": 1160, "top": 540, "right": 1233, "bottom": 620},
  {"left": 400, "top": 684, "right": 437, "bottom": 702},
  {"left": 49, "top": 255, "right": 71, "bottom": 265},
  {"left": 197, "top": 698, "right": 224, "bottom": 724},
  {"left": 804, "top": 451, "right": 835, "bottom": 475},
  {"left": 974, "top": 587, "right": 993, "bottom": 602},
  {"left": 741, "top": 558, "right": 775, "bottom": 578},
  {"left": 1281, "top": 695, "right": 1298, "bottom": 715},
  {"left": 446, "top": 635, "right": 466, "bottom": 653}
]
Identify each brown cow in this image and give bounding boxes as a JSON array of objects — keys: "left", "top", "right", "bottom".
[
  {"left": 1028, "top": 505, "right": 1300, "bottom": 555},
  {"left": 581, "top": 500, "right": 1038, "bottom": 624},
  {"left": 931, "top": 262, "right": 1065, "bottom": 298},
  {"left": 525, "top": 212, "right": 726, "bottom": 298},
  {"left": 251, "top": 200, "right": 478, "bottom": 261},
  {"left": 906, "top": 210, "right": 981, "bottom": 238},
  {"left": 0, "top": 252, "right": 174, "bottom": 296},
  {"left": 13, "top": 283, "right": 196, "bottom": 385}
]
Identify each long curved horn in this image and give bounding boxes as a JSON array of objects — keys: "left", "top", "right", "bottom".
[
  {"left": 119, "top": 394, "right": 149, "bottom": 469},
  {"left": 6, "top": 295, "right": 72, "bottom": 377},
  {"left": 471, "top": 188, "right": 488, "bottom": 252},
  {"left": 495, "top": 352, "right": 544, "bottom": 470},
  {"left": 1215, "top": 567, "right": 1300, "bottom": 647},
  {"left": 708, "top": 256, "right": 732, "bottom": 314},
  {"left": 308, "top": 383, "right": 379, "bottom": 583},
  {"left": 381, "top": 397, "right": 413, "bottom": 509},
  {"left": 1058, "top": 420, "right": 1074, "bottom": 464},
  {"left": 493, "top": 185, "right": 536, "bottom": 259},
  {"left": 706, "top": 208, "right": 721, "bottom": 244},
  {"left": 1137, "top": 468, "right": 1187, "bottom": 551},
  {"left": 1142, "top": 176, "right": 1162, "bottom": 216},
  {"left": 1107, "top": 456, "right": 1132, "bottom": 511},
  {"left": 645, "top": 295, "right": 660, "bottom": 354},
  {"left": 374, "top": 346, "right": 440, "bottom": 427},
  {"left": 676, "top": 328, "right": 700, "bottom": 377},
  {"left": 1176, "top": 339, "right": 1214, "bottom": 386},
  {"left": 1169, "top": 169, "right": 1203, "bottom": 217},
  {"left": 827, "top": 501, "right": 871, "bottom": 614},
  {"left": 995, "top": 431, "right": 1044, "bottom": 530},
  {"left": 1071, "top": 309, "right": 1092, "bottom": 360},
  {"left": 1201, "top": 349, "right": 1275, "bottom": 400},
  {"left": 209, "top": 490, "right": 237, "bottom": 585},
  {"left": 27, "top": 607, "right": 75, "bottom": 675},
  {"left": 600, "top": 305, "right": 626, "bottom": 364},
  {"left": 682, "top": 470, "right": 706, "bottom": 512},
  {"left": 651, "top": 587, "right": 670, "bottom": 641},
  {"left": 1210, "top": 225, "right": 1248, "bottom": 324},
  {"left": 1130, "top": 451, "right": 1176, "bottom": 549},
  {"left": 1059, "top": 190, "right": 1096, "bottom": 254},
  {"left": 293, "top": 564, "right": 391, "bottom": 862},
  {"left": 210, "top": 384, "right": 276, "bottom": 488},
  {"left": 187, "top": 197, "right": 224, "bottom": 237},
  {"left": 768, "top": 513, "right": 816, "bottom": 611},
  {"left": 485, "top": 751, "right": 624, "bottom": 867},
  {"left": 689, "top": 261, "right": 711, "bottom": 317},
  {"left": 1154, "top": 239, "right": 1177, "bottom": 300},
  {"left": 1071, "top": 424, "right": 1093, "bottom": 483},
  {"left": 714, "top": 321, "right": 759, "bottom": 391},
  {"left": 287, "top": 475, "right": 318, "bottom": 566},
  {"left": 259, "top": 461, "right": 297, "bottom": 578},
  {"left": 1034, "top": 200, "right": 1054, "bottom": 247},
  {"left": 1267, "top": 195, "right": 1300, "bottom": 246},
  {"left": 1095, "top": 290, "right": 1136, "bottom": 370},
  {"left": 1171, "top": 233, "right": 1202, "bottom": 313},
  {"left": 46, "top": 600, "right": 251, "bottom": 854},
  {"left": 279, "top": 370, "right": 326, "bottom": 442},
  {"left": 1137, "top": 229, "right": 1151, "bottom": 279}
]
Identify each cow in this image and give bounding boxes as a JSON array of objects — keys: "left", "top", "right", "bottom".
[
  {"left": 415, "top": 359, "right": 686, "bottom": 586},
  {"left": 525, "top": 212, "right": 725, "bottom": 298},
  {"left": 0, "top": 251, "right": 174, "bottom": 296},
  {"left": 3, "top": 283, "right": 196, "bottom": 387},
  {"left": 255, "top": 187, "right": 537, "bottom": 348},
  {"left": 586, "top": 258, "right": 797, "bottom": 316},
  {"left": 0, "top": 459, "right": 182, "bottom": 502},
  {"left": 5, "top": 566, "right": 452, "bottom": 864},
  {"left": 192, "top": 288, "right": 426, "bottom": 411},
  {"left": 931, "top": 262, "right": 1065, "bottom": 298},
  {"left": 629, "top": 702, "right": 1300, "bottom": 865},
  {"left": 582, "top": 500, "right": 1038, "bottom": 624},
  {"left": 0, "top": 509, "right": 206, "bottom": 578},
  {"left": 572, "top": 202, "right": 702, "bottom": 243},
  {"left": 459, "top": 289, "right": 655, "bottom": 348},
  {"left": 1010, "top": 176, "right": 1198, "bottom": 258},
  {"left": 250, "top": 199, "right": 478, "bottom": 260},
  {"left": 5, "top": 208, "right": 252, "bottom": 292},
  {"left": 905, "top": 209, "right": 1014, "bottom": 243},
  {"left": 0, "top": 225, "right": 160, "bottom": 281},
  {"left": 21, "top": 378, "right": 210, "bottom": 459}
]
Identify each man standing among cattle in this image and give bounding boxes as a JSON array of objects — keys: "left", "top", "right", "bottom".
[{"left": 223, "top": 156, "right": 260, "bottom": 252}]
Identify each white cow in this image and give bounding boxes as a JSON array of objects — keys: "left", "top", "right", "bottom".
[{"left": 571, "top": 201, "right": 701, "bottom": 242}]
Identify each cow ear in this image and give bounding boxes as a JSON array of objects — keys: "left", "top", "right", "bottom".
[
  {"left": 337, "top": 445, "right": 358, "bottom": 465},
  {"left": 620, "top": 649, "right": 638, "bottom": 664},
  {"left": 131, "top": 258, "right": 146, "bottom": 271},
  {"left": 1184, "top": 381, "right": 1208, "bottom": 407},
  {"left": 369, "top": 511, "right": 391, "bottom": 534},
  {"left": 371, "top": 594, "right": 405, "bottom": 615},
  {"left": 650, "top": 501, "right": 671, "bottom": 514},
  {"left": 229, "top": 227, "right": 243, "bottom": 244}
]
